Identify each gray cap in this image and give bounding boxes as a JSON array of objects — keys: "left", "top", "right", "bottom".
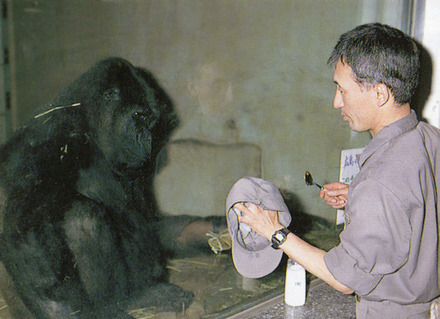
[{"left": 226, "top": 176, "right": 291, "bottom": 278}]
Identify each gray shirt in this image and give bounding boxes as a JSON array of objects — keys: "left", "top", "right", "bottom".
[{"left": 324, "top": 111, "right": 440, "bottom": 308}]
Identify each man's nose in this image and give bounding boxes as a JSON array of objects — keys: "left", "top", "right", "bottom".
[{"left": 333, "top": 90, "right": 343, "bottom": 109}]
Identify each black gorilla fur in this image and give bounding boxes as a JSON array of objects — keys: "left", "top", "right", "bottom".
[{"left": 0, "top": 58, "right": 193, "bottom": 318}]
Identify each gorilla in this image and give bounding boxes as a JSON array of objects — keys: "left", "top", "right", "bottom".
[{"left": 0, "top": 58, "right": 201, "bottom": 318}]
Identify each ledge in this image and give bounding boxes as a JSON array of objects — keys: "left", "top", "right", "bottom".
[{"left": 225, "top": 279, "right": 356, "bottom": 319}]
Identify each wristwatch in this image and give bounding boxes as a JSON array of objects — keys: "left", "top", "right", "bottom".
[{"left": 271, "top": 227, "right": 291, "bottom": 249}]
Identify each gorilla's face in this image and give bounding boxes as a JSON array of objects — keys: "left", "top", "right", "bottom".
[
  {"left": 86, "top": 61, "right": 171, "bottom": 173},
  {"left": 49, "top": 58, "right": 177, "bottom": 175},
  {"left": 94, "top": 85, "right": 162, "bottom": 173}
]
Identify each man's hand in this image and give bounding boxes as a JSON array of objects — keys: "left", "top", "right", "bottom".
[
  {"left": 233, "top": 202, "right": 283, "bottom": 241},
  {"left": 320, "top": 182, "right": 349, "bottom": 209}
]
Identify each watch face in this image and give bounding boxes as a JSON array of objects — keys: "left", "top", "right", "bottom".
[{"left": 275, "top": 232, "right": 284, "bottom": 242}]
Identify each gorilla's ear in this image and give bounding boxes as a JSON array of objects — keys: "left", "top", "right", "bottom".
[{"left": 103, "top": 87, "right": 120, "bottom": 101}]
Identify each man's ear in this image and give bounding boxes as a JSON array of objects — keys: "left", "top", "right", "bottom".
[{"left": 375, "top": 83, "right": 390, "bottom": 107}]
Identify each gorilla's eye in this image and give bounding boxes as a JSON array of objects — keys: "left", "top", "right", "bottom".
[
  {"left": 132, "top": 111, "right": 158, "bottom": 129},
  {"left": 133, "top": 112, "right": 149, "bottom": 120},
  {"left": 103, "top": 88, "right": 120, "bottom": 101}
]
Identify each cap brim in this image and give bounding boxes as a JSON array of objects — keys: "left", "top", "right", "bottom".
[{"left": 231, "top": 230, "right": 283, "bottom": 278}]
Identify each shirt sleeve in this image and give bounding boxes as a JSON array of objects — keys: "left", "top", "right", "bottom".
[{"left": 324, "top": 178, "right": 412, "bottom": 296}]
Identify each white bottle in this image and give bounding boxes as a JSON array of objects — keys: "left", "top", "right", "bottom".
[{"left": 284, "top": 259, "right": 306, "bottom": 306}]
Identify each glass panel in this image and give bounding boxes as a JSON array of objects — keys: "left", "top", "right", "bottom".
[{"left": 0, "top": 1, "right": 413, "bottom": 318}]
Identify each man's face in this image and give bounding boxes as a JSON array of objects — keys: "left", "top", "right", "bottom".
[{"left": 332, "top": 60, "right": 380, "bottom": 136}]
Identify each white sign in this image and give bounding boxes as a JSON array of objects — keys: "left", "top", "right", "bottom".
[{"left": 336, "top": 147, "right": 365, "bottom": 224}]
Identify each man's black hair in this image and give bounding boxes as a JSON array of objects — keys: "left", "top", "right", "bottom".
[{"left": 328, "top": 23, "right": 420, "bottom": 104}]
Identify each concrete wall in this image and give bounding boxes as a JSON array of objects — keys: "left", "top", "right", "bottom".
[{"left": 9, "top": 0, "right": 413, "bottom": 221}]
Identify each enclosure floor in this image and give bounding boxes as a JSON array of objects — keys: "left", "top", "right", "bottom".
[
  {"left": 0, "top": 252, "right": 286, "bottom": 319},
  {"left": 0, "top": 223, "right": 343, "bottom": 318},
  {"left": 0, "top": 274, "right": 356, "bottom": 319}
]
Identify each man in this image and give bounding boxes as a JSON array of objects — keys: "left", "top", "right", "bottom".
[{"left": 235, "top": 23, "right": 440, "bottom": 318}]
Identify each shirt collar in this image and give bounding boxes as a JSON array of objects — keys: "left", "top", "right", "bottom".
[{"left": 359, "top": 110, "right": 418, "bottom": 167}]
